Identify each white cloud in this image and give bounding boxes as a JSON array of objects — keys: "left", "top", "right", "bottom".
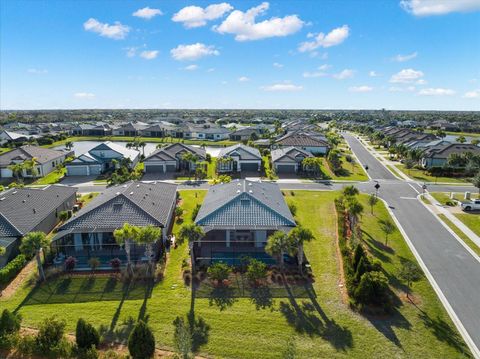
[
  {"left": 184, "top": 64, "right": 199, "bottom": 71},
  {"left": 133, "top": 7, "right": 163, "bottom": 20},
  {"left": 298, "top": 25, "right": 349, "bottom": 52},
  {"left": 390, "top": 68, "right": 424, "bottom": 83},
  {"left": 74, "top": 92, "right": 95, "bottom": 98},
  {"left": 83, "top": 18, "right": 130, "bottom": 40},
  {"left": 125, "top": 47, "right": 137, "bottom": 57},
  {"left": 392, "top": 51, "right": 418, "bottom": 62},
  {"left": 27, "top": 68, "right": 48, "bottom": 74},
  {"left": 303, "top": 71, "right": 328, "bottom": 78},
  {"left": 172, "top": 3, "right": 233, "bottom": 28},
  {"left": 349, "top": 86, "right": 373, "bottom": 93},
  {"left": 214, "top": 2, "right": 304, "bottom": 41},
  {"left": 418, "top": 87, "right": 455, "bottom": 96},
  {"left": 333, "top": 69, "right": 355, "bottom": 80},
  {"left": 369, "top": 71, "right": 379, "bottom": 77},
  {"left": 207, "top": 68, "right": 216, "bottom": 72},
  {"left": 400, "top": 0, "right": 480, "bottom": 16},
  {"left": 463, "top": 89, "right": 480, "bottom": 98},
  {"left": 140, "top": 50, "right": 159, "bottom": 60},
  {"left": 261, "top": 82, "right": 303, "bottom": 92},
  {"left": 238, "top": 76, "right": 250, "bottom": 82},
  {"left": 273, "top": 62, "right": 284, "bottom": 68},
  {"left": 170, "top": 43, "right": 219, "bottom": 61},
  {"left": 389, "top": 86, "right": 416, "bottom": 92}
]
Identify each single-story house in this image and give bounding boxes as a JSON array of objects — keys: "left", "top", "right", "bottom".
[
  {"left": 216, "top": 144, "right": 262, "bottom": 173},
  {"left": 112, "top": 122, "right": 149, "bottom": 137},
  {"left": 193, "top": 179, "right": 296, "bottom": 265},
  {"left": 0, "top": 185, "right": 77, "bottom": 268},
  {"left": 51, "top": 181, "right": 177, "bottom": 269},
  {"left": 0, "top": 130, "right": 37, "bottom": 145},
  {"left": 274, "top": 132, "right": 330, "bottom": 155},
  {"left": 229, "top": 127, "right": 262, "bottom": 142},
  {"left": 66, "top": 141, "right": 139, "bottom": 176},
  {"left": 184, "top": 125, "right": 230, "bottom": 141},
  {"left": 71, "top": 123, "right": 112, "bottom": 136},
  {"left": 143, "top": 143, "right": 206, "bottom": 173},
  {"left": 421, "top": 143, "right": 480, "bottom": 168},
  {"left": 0, "top": 145, "right": 73, "bottom": 179},
  {"left": 271, "top": 146, "right": 313, "bottom": 174}
]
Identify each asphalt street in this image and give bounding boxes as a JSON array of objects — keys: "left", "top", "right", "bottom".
[{"left": 344, "top": 133, "right": 480, "bottom": 357}]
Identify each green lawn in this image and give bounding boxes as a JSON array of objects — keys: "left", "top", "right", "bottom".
[
  {"left": 32, "top": 168, "right": 66, "bottom": 185},
  {"left": 454, "top": 213, "right": 480, "bottom": 237},
  {"left": 395, "top": 164, "right": 469, "bottom": 184},
  {"left": 430, "top": 192, "right": 478, "bottom": 206},
  {"left": 0, "top": 190, "right": 470, "bottom": 358},
  {"left": 321, "top": 156, "right": 369, "bottom": 181},
  {"left": 437, "top": 214, "right": 480, "bottom": 257}
]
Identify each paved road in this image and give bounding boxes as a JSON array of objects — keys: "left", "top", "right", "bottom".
[{"left": 343, "top": 133, "right": 480, "bottom": 357}]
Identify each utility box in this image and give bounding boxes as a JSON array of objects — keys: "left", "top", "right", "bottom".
[{"left": 465, "top": 192, "right": 471, "bottom": 200}]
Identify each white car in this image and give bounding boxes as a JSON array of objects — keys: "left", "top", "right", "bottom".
[{"left": 461, "top": 199, "right": 480, "bottom": 212}]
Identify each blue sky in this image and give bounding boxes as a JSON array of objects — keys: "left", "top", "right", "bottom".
[{"left": 1, "top": 0, "right": 479, "bottom": 110}]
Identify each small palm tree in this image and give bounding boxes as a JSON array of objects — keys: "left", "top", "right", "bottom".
[
  {"left": 136, "top": 225, "right": 162, "bottom": 276},
  {"left": 379, "top": 219, "right": 396, "bottom": 246},
  {"left": 8, "top": 162, "right": 24, "bottom": 182},
  {"left": 24, "top": 157, "right": 39, "bottom": 178},
  {"left": 177, "top": 224, "right": 204, "bottom": 273},
  {"left": 20, "top": 231, "right": 49, "bottom": 281},
  {"left": 265, "top": 231, "right": 293, "bottom": 270},
  {"left": 65, "top": 141, "right": 73, "bottom": 150},
  {"left": 113, "top": 223, "right": 140, "bottom": 275},
  {"left": 368, "top": 194, "right": 378, "bottom": 214},
  {"left": 287, "top": 226, "right": 314, "bottom": 273},
  {"left": 346, "top": 197, "right": 364, "bottom": 232}
]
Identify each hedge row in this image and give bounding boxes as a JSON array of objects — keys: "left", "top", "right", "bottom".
[{"left": 0, "top": 255, "right": 27, "bottom": 285}]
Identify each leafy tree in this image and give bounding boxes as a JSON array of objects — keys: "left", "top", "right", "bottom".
[
  {"left": 368, "top": 194, "right": 378, "bottom": 214},
  {"left": 472, "top": 171, "right": 480, "bottom": 195},
  {"left": 177, "top": 224, "right": 204, "bottom": 273},
  {"left": 207, "top": 262, "right": 231, "bottom": 283},
  {"left": 75, "top": 318, "right": 100, "bottom": 349},
  {"left": 287, "top": 226, "right": 314, "bottom": 273},
  {"left": 246, "top": 259, "right": 268, "bottom": 284},
  {"left": 302, "top": 157, "right": 323, "bottom": 178},
  {"left": 136, "top": 225, "right": 162, "bottom": 276},
  {"left": 265, "top": 231, "right": 294, "bottom": 270},
  {"left": 354, "top": 271, "right": 390, "bottom": 307},
  {"left": 20, "top": 231, "right": 49, "bottom": 281},
  {"left": 398, "top": 260, "right": 422, "bottom": 300},
  {"left": 379, "top": 219, "right": 396, "bottom": 246},
  {"left": 128, "top": 321, "right": 155, "bottom": 359},
  {"left": 173, "top": 316, "right": 192, "bottom": 359},
  {"left": 7, "top": 162, "right": 24, "bottom": 182},
  {"left": 471, "top": 139, "right": 480, "bottom": 146},
  {"left": 114, "top": 223, "right": 140, "bottom": 275},
  {"left": 327, "top": 149, "right": 342, "bottom": 173},
  {"left": 0, "top": 309, "right": 21, "bottom": 338},
  {"left": 36, "top": 316, "right": 66, "bottom": 355},
  {"left": 65, "top": 141, "right": 73, "bottom": 150},
  {"left": 456, "top": 135, "right": 467, "bottom": 144}
]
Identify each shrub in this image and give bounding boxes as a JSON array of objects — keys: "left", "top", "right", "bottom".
[
  {"left": 128, "top": 321, "right": 155, "bottom": 359},
  {"left": 191, "top": 203, "right": 201, "bottom": 221},
  {"left": 175, "top": 206, "right": 184, "bottom": 219},
  {"left": 173, "top": 316, "right": 192, "bottom": 359},
  {"left": 88, "top": 257, "right": 101, "bottom": 272},
  {"left": 288, "top": 202, "right": 297, "bottom": 216},
  {"left": 0, "top": 309, "right": 21, "bottom": 338},
  {"left": 0, "top": 254, "right": 26, "bottom": 285},
  {"left": 58, "top": 210, "right": 69, "bottom": 222},
  {"left": 205, "top": 153, "right": 212, "bottom": 163},
  {"left": 36, "top": 316, "right": 67, "bottom": 355},
  {"left": 76, "top": 318, "right": 100, "bottom": 350},
  {"left": 354, "top": 271, "right": 391, "bottom": 308},
  {"left": 246, "top": 259, "right": 268, "bottom": 285},
  {"left": 65, "top": 256, "right": 76, "bottom": 272},
  {"left": 78, "top": 345, "right": 99, "bottom": 359},
  {"left": 110, "top": 258, "right": 121, "bottom": 271},
  {"left": 16, "top": 334, "right": 36, "bottom": 356},
  {"left": 207, "top": 262, "right": 231, "bottom": 283}
]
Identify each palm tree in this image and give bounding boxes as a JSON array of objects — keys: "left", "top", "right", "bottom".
[
  {"left": 342, "top": 185, "right": 359, "bottom": 198},
  {"left": 8, "top": 162, "right": 25, "bottom": 182},
  {"left": 177, "top": 224, "right": 204, "bottom": 273},
  {"left": 379, "top": 219, "right": 396, "bottom": 246},
  {"left": 287, "top": 226, "right": 314, "bottom": 273},
  {"left": 65, "top": 141, "right": 73, "bottom": 150},
  {"left": 181, "top": 152, "right": 198, "bottom": 173},
  {"left": 368, "top": 194, "right": 378, "bottom": 214},
  {"left": 265, "top": 231, "right": 293, "bottom": 270},
  {"left": 139, "top": 141, "right": 147, "bottom": 157},
  {"left": 24, "top": 157, "right": 39, "bottom": 178},
  {"left": 136, "top": 225, "right": 162, "bottom": 276},
  {"left": 113, "top": 223, "right": 140, "bottom": 275},
  {"left": 457, "top": 135, "right": 467, "bottom": 144},
  {"left": 20, "top": 231, "right": 49, "bottom": 281},
  {"left": 346, "top": 197, "right": 364, "bottom": 233}
]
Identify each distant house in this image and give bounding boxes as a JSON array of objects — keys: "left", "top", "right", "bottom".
[
  {"left": 274, "top": 132, "right": 330, "bottom": 155},
  {"left": 51, "top": 181, "right": 177, "bottom": 269},
  {"left": 421, "top": 143, "right": 480, "bottom": 168},
  {"left": 229, "top": 127, "right": 261, "bottom": 142},
  {"left": 0, "top": 130, "right": 37, "bottom": 145},
  {"left": 143, "top": 143, "right": 206, "bottom": 174},
  {"left": 271, "top": 146, "right": 313, "bottom": 174},
  {"left": 184, "top": 125, "right": 230, "bottom": 141},
  {"left": 66, "top": 141, "right": 139, "bottom": 176},
  {"left": 112, "top": 122, "right": 149, "bottom": 137},
  {"left": 0, "top": 145, "right": 72, "bottom": 179},
  {"left": 216, "top": 144, "right": 262, "bottom": 173},
  {"left": 193, "top": 180, "right": 296, "bottom": 265},
  {"left": 71, "top": 123, "right": 112, "bottom": 136},
  {"left": 0, "top": 185, "right": 77, "bottom": 268}
]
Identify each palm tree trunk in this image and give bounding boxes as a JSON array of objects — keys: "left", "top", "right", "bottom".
[
  {"left": 297, "top": 244, "right": 304, "bottom": 274},
  {"left": 125, "top": 240, "right": 133, "bottom": 275},
  {"left": 189, "top": 242, "right": 195, "bottom": 274},
  {"left": 36, "top": 250, "right": 45, "bottom": 281}
]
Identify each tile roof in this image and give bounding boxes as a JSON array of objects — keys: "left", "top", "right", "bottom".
[
  {"left": 0, "top": 185, "right": 77, "bottom": 237},
  {"left": 195, "top": 180, "right": 296, "bottom": 230},
  {"left": 423, "top": 143, "right": 480, "bottom": 159},
  {"left": 59, "top": 181, "right": 177, "bottom": 232},
  {"left": 89, "top": 141, "right": 139, "bottom": 161},
  {"left": 271, "top": 146, "right": 313, "bottom": 163},
  {"left": 275, "top": 132, "right": 329, "bottom": 148},
  {"left": 217, "top": 144, "right": 261, "bottom": 160},
  {"left": 144, "top": 143, "right": 206, "bottom": 162},
  {"left": 0, "top": 145, "right": 68, "bottom": 166}
]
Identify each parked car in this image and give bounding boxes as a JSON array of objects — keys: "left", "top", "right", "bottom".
[{"left": 461, "top": 199, "right": 480, "bottom": 212}]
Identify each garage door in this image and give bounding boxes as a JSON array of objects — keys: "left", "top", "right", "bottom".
[
  {"left": 89, "top": 166, "right": 102, "bottom": 175},
  {"left": 240, "top": 162, "right": 259, "bottom": 171},
  {"left": 276, "top": 164, "right": 296, "bottom": 174},
  {"left": 166, "top": 164, "right": 177, "bottom": 172},
  {"left": 67, "top": 166, "right": 89, "bottom": 176},
  {"left": 145, "top": 164, "right": 165, "bottom": 173}
]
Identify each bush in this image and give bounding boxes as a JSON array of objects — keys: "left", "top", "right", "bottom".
[
  {"left": 16, "top": 334, "right": 36, "bottom": 356},
  {"left": 354, "top": 271, "right": 391, "bottom": 309},
  {"left": 65, "top": 256, "right": 76, "bottom": 272},
  {"left": 128, "top": 321, "right": 155, "bottom": 359},
  {"left": 77, "top": 346, "right": 99, "bottom": 359},
  {"left": 288, "top": 202, "right": 297, "bottom": 216},
  {"left": 246, "top": 259, "right": 268, "bottom": 285},
  {"left": 205, "top": 153, "right": 212, "bottom": 163},
  {"left": 191, "top": 203, "right": 201, "bottom": 220},
  {"left": 76, "top": 318, "right": 100, "bottom": 350},
  {"left": 58, "top": 210, "right": 69, "bottom": 222},
  {"left": 207, "top": 262, "right": 231, "bottom": 283},
  {"left": 0, "top": 254, "right": 27, "bottom": 285},
  {"left": 36, "top": 316, "right": 67, "bottom": 355},
  {"left": 0, "top": 309, "right": 21, "bottom": 338},
  {"left": 88, "top": 257, "right": 101, "bottom": 271},
  {"left": 173, "top": 316, "right": 192, "bottom": 359},
  {"left": 110, "top": 258, "right": 121, "bottom": 271}
]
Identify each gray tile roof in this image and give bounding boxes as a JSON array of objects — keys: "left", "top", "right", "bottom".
[
  {"left": 59, "top": 181, "right": 177, "bottom": 232},
  {"left": 275, "top": 132, "right": 329, "bottom": 148},
  {"left": 217, "top": 144, "right": 261, "bottom": 160},
  {"left": 145, "top": 143, "right": 206, "bottom": 162},
  {"left": 271, "top": 146, "right": 312, "bottom": 163},
  {"left": 90, "top": 141, "right": 139, "bottom": 161},
  {"left": 195, "top": 180, "right": 296, "bottom": 230},
  {"left": 0, "top": 145, "right": 68, "bottom": 166},
  {"left": 0, "top": 185, "right": 77, "bottom": 237}
]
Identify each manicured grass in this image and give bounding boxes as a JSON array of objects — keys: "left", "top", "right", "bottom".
[
  {"left": 454, "top": 213, "right": 480, "bottom": 237},
  {"left": 206, "top": 158, "right": 216, "bottom": 179},
  {"left": 0, "top": 147, "right": 11, "bottom": 154},
  {"left": 32, "top": 168, "right": 66, "bottom": 185},
  {"left": 395, "top": 164, "right": 469, "bottom": 184},
  {"left": 1, "top": 190, "right": 470, "bottom": 358},
  {"left": 45, "top": 136, "right": 237, "bottom": 148},
  {"left": 430, "top": 192, "right": 478, "bottom": 206},
  {"left": 321, "top": 157, "right": 369, "bottom": 181},
  {"left": 79, "top": 192, "right": 99, "bottom": 206},
  {"left": 437, "top": 214, "right": 480, "bottom": 257},
  {"left": 425, "top": 130, "right": 480, "bottom": 138}
]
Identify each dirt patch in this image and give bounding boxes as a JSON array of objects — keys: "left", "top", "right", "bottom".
[{"left": 1, "top": 259, "right": 37, "bottom": 299}]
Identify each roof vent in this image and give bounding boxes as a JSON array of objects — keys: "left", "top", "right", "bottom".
[
  {"left": 249, "top": 190, "right": 253, "bottom": 193},
  {"left": 0, "top": 197, "right": 4, "bottom": 201},
  {"left": 22, "top": 200, "right": 26, "bottom": 203},
  {"left": 137, "top": 184, "right": 140, "bottom": 187},
  {"left": 116, "top": 192, "right": 121, "bottom": 195},
  {"left": 12, "top": 191, "right": 17, "bottom": 194},
  {"left": 33, "top": 208, "right": 36, "bottom": 214},
  {"left": 248, "top": 182, "right": 252, "bottom": 186},
  {"left": 236, "top": 190, "right": 241, "bottom": 193},
  {"left": 130, "top": 192, "right": 134, "bottom": 196},
  {"left": 237, "top": 183, "right": 241, "bottom": 186}
]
